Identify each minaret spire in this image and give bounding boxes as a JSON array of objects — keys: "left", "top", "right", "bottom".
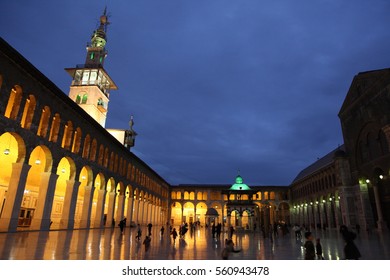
[
  {"left": 65, "top": 7, "right": 118, "bottom": 128},
  {"left": 86, "top": 7, "right": 110, "bottom": 66}
]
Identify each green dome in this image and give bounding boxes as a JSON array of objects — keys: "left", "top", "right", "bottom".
[{"left": 230, "top": 175, "right": 251, "bottom": 190}]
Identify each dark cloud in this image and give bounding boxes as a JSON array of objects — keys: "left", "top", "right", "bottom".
[{"left": 2, "top": 0, "right": 390, "bottom": 186}]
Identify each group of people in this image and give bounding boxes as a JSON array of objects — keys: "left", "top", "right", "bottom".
[
  {"left": 211, "top": 223, "right": 223, "bottom": 238},
  {"left": 303, "top": 225, "right": 361, "bottom": 260}
]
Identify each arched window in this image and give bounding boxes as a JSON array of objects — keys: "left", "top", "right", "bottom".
[
  {"left": 75, "top": 95, "right": 81, "bottom": 104},
  {"left": 98, "top": 144, "right": 104, "bottom": 165},
  {"left": 109, "top": 152, "right": 115, "bottom": 171},
  {"left": 104, "top": 147, "right": 109, "bottom": 167},
  {"left": 48, "top": 113, "right": 61, "bottom": 143},
  {"left": 5, "top": 85, "right": 23, "bottom": 120},
  {"left": 71, "top": 127, "right": 82, "bottom": 153},
  {"left": 20, "top": 95, "right": 36, "bottom": 129},
  {"left": 89, "top": 139, "right": 97, "bottom": 161},
  {"left": 61, "top": 121, "right": 73, "bottom": 150},
  {"left": 37, "top": 106, "right": 51, "bottom": 138},
  {"left": 82, "top": 94, "right": 88, "bottom": 104},
  {"left": 82, "top": 134, "right": 91, "bottom": 158}
]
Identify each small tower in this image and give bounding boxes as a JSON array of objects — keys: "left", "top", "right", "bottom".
[
  {"left": 124, "top": 115, "right": 137, "bottom": 150},
  {"left": 65, "top": 8, "right": 117, "bottom": 127}
]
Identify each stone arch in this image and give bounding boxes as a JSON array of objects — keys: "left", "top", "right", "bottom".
[
  {"left": 195, "top": 202, "right": 207, "bottom": 225},
  {"left": 50, "top": 156, "right": 76, "bottom": 229},
  {"left": 0, "top": 132, "right": 26, "bottom": 165},
  {"left": 0, "top": 133, "right": 26, "bottom": 227},
  {"left": 183, "top": 201, "right": 195, "bottom": 224},
  {"left": 4, "top": 85, "right": 23, "bottom": 120},
  {"left": 114, "top": 181, "right": 125, "bottom": 222},
  {"left": 90, "top": 173, "right": 106, "bottom": 226},
  {"left": 19, "top": 145, "right": 53, "bottom": 230},
  {"left": 73, "top": 165, "right": 93, "bottom": 228},
  {"left": 123, "top": 184, "right": 133, "bottom": 221},
  {"left": 103, "top": 177, "right": 116, "bottom": 226},
  {"left": 28, "top": 145, "right": 53, "bottom": 173}
]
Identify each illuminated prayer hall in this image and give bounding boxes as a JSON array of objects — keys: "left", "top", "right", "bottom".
[{"left": 0, "top": 10, "right": 389, "bottom": 235}]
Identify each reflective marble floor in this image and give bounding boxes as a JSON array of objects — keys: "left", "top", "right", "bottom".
[{"left": 0, "top": 226, "right": 389, "bottom": 260}]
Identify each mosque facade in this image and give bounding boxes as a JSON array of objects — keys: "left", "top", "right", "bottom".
[{"left": 0, "top": 11, "right": 388, "bottom": 234}]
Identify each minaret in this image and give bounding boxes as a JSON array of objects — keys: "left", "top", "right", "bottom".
[{"left": 65, "top": 8, "right": 117, "bottom": 128}]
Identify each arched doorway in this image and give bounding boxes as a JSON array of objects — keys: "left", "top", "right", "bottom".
[
  {"left": 183, "top": 202, "right": 195, "bottom": 224},
  {"left": 171, "top": 201, "right": 182, "bottom": 226}
]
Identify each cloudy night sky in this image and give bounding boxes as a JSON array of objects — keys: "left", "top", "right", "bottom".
[{"left": 2, "top": 0, "right": 390, "bottom": 186}]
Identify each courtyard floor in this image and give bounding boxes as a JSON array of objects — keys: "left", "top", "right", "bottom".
[{"left": 0, "top": 225, "right": 389, "bottom": 260}]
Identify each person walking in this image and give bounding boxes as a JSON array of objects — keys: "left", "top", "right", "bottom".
[
  {"left": 136, "top": 224, "right": 142, "bottom": 241},
  {"left": 216, "top": 223, "right": 222, "bottom": 238},
  {"left": 143, "top": 235, "right": 151, "bottom": 251},
  {"left": 229, "top": 226, "right": 235, "bottom": 239},
  {"left": 118, "top": 219, "right": 125, "bottom": 234},
  {"left": 147, "top": 223, "right": 153, "bottom": 236},
  {"left": 171, "top": 228, "right": 178, "bottom": 243},
  {"left": 221, "top": 239, "right": 241, "bottom": 260},
  {"left": 160, "top": 226, "right": 165, "bottom": 236},
  {"left": 316, "top": 238, "right": 324, "bottom": 259},
  {"left": 340, "top": 225, "right": 361, "bottom": 260},
  {"left": 212, "top": 223, "right": 216, "bottom": 238},
  {"left": 304, "top": 232, "right": 315, "bottom": 260}
]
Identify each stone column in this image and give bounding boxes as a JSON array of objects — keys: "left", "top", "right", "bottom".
[
  {"left": 126, "top": 196, "right": 134, "bottom": 226},
  {"left": 115, "top": 194, "right": 125, "bottom": 222},
  {"left": 93, "top": 189, "right": 106, "bottom": 228},
  {"left": 105, "top": 191, "right": 116, "bottom": 227},
  {"left": 79, "top": 185, "right": 94, "bottom": 229},
  {"left": 138, "top": 200, "right": 144, "bottom": 225},
  {"left": 0, "top": 162, "right": 31, "bottom": 232},
  {"left": 334, "top": 199, "right": 342, "bottom": 229},
  {"left": 60, "top": 180, "right": 81, "bottom": 230},
  {"left": 221, "top": 205, "right": 225, "bottom": 229},
  {"left": 372, "top": 184, "right": 388, "bottom": 231},
  {"left": 320, "top": 202, "right": 326, "bottom": 229},
  {"left": 30, "top": 172, "right": 58, "bottom": 230},
  {"left": 133, "top": 198, "right": 139, "bottom": 224},
  {"left": 181, "top": 204, "right": 184, "bottom": 224},
  {"left": 153, "top": 204, "right": 158, "bottom": 224}
]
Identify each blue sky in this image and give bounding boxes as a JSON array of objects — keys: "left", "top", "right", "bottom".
[{"left": 2, "top": 0, "right": 390, "bottom": 185}]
